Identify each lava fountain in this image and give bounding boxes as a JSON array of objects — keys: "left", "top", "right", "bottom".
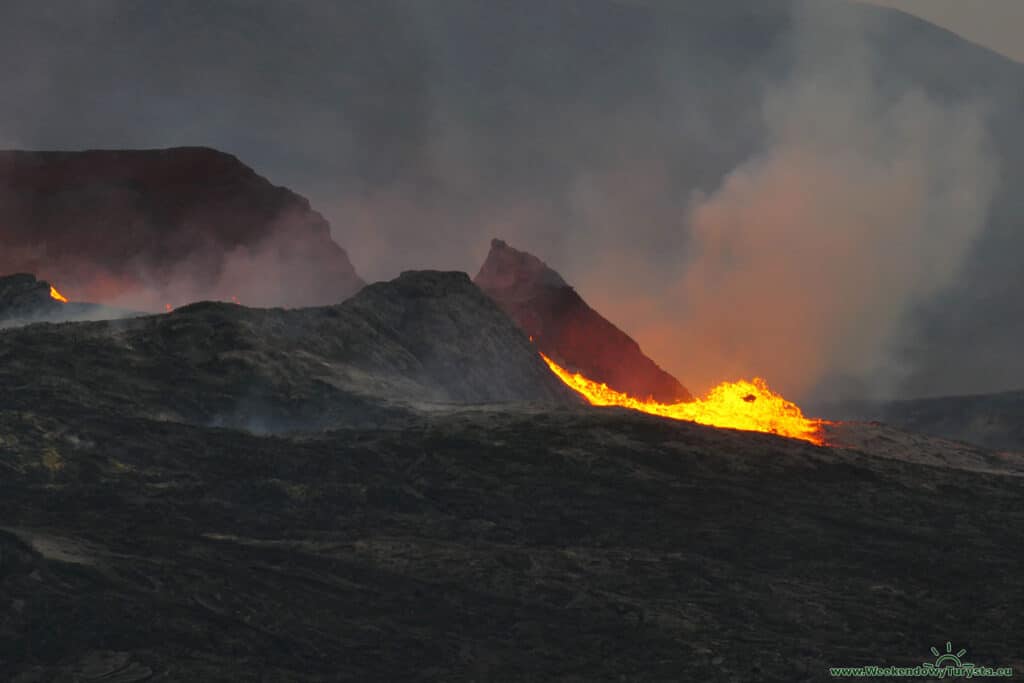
[
  {"left": 49, "top": 285, "right": 69, "bottom": 303},
  {"left": 541, "top": 353, "right": 826, "bottom": 445}
]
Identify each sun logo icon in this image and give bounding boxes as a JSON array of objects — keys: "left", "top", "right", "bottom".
[{"left": 923, "top": 641, "right": 974, "bottom": 670}]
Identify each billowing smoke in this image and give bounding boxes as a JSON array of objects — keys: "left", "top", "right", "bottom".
[
  {"left": 316, "top": 1, "right": 1002, "bottom": 402},
  {"left": 577, "top": 2, "right": 998, "bottom": 401}
]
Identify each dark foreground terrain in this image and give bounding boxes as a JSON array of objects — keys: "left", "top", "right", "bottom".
[
  {"left": 3, "top": 405, "right": 1023, "bottom": 681},
  {"left": 2, "top": 271, "right": 1023, "bottom": 681}
]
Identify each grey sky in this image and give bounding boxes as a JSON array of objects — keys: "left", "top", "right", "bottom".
[{"left": 863, "top": 0, "right": 1024, "bottom": 62}]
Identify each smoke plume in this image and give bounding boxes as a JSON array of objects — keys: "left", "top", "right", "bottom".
[{"left": 587, "top": 2, "right": 997, "bottom": 401}]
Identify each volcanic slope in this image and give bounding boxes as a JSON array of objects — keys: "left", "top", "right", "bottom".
[
  {"left": 2, "top": 270, "right": 1024, "bottom": 681},
  {"left": 0, "top": 270, "right": 578, "bottom": 432},
  {"left": 475, "top": 239, "right": 691, "bottom": 402}
]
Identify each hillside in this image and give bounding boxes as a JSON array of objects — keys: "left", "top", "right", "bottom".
[
  {"left": 0, "top": 270, "right": 578, "bottom": 433},
  {"left": 3, "top": 399, "right": 1023, "bottom": 680},
  {"left": 2, "top": 267, "right": 1024, "bottom": 679}
]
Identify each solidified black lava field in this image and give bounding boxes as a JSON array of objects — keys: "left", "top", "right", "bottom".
[{"left": 2, "top": 271, "right": 1022, "bottom": 681}]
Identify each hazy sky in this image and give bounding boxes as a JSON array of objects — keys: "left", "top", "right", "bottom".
[{"left": 863, "top": 0, "right": 1024, "bottom": 62}]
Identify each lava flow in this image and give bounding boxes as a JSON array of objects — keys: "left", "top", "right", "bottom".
[
  {"left": 49, "top": 285, "right": 69, "bottom": 303},
  {"left": 541, "top": 353, "right": 826, "bottom": 445}
]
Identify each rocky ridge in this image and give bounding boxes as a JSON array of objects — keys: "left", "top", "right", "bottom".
[{"left": 0, "top": 269, "right": 578, "bottom": 433}]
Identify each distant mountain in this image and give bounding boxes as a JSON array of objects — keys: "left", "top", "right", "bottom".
[
  {"left": 0, "top": 147, "right": 364, "bottom": 309},
  {"left": 0, "top": 273, "right": 62, "bottom": 322},
  {"left": 826, "top": 390, "right": 1024, "bottom": 452},
  {"left": 0, "top": 270, "right": 577, "bottom": 432},
  {"left": 475, "top": 239, "right": 691, "bottom": 402},
  {"left": 0, "top": 272, "right": 137, "bottom": 327}
]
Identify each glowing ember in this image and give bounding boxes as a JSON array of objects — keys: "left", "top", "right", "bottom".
[
  {"left": 541, "top": 353, "right": 826, "bottom": 445},
  {"left": 49, "top": 285, "right": 69, "bottom": 303}
]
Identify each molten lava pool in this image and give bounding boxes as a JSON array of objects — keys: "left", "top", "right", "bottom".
[{"left": 541, "top": 353, "right": 826, "bottom": 445}]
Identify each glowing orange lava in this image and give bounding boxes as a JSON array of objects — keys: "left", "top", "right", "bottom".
[
  {"left": 541, "top": 353, "right": 826, "bottom": 445},
  {"left": 49, "top": 285, "right": 69, "bottom": 303}
]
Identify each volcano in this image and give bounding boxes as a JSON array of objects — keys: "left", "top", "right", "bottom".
[
  {"left": 475, "top": 239, "right": 692, "bottom": 403},
  {"left": 0, "top": 147, "right": 364, "bottom": 309},
  {"left": 0, "top": 273, "right": 64, "bottom": 322},
  {"left": 0, "top": 270, "right": 578, "bottom": 432},
  {"left": 0, "top": 272, "right": 139, "bottom": 327},
  {"left": 2, "top": 277, "right": 1023, "bottom": 680}
]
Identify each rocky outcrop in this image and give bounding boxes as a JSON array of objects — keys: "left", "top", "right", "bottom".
[
  {"left": 475, "top": 239, "right": 692, "bottom": 402},
  {"left": 0, "top": 147, "right": 364, "bottom": 308}
]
